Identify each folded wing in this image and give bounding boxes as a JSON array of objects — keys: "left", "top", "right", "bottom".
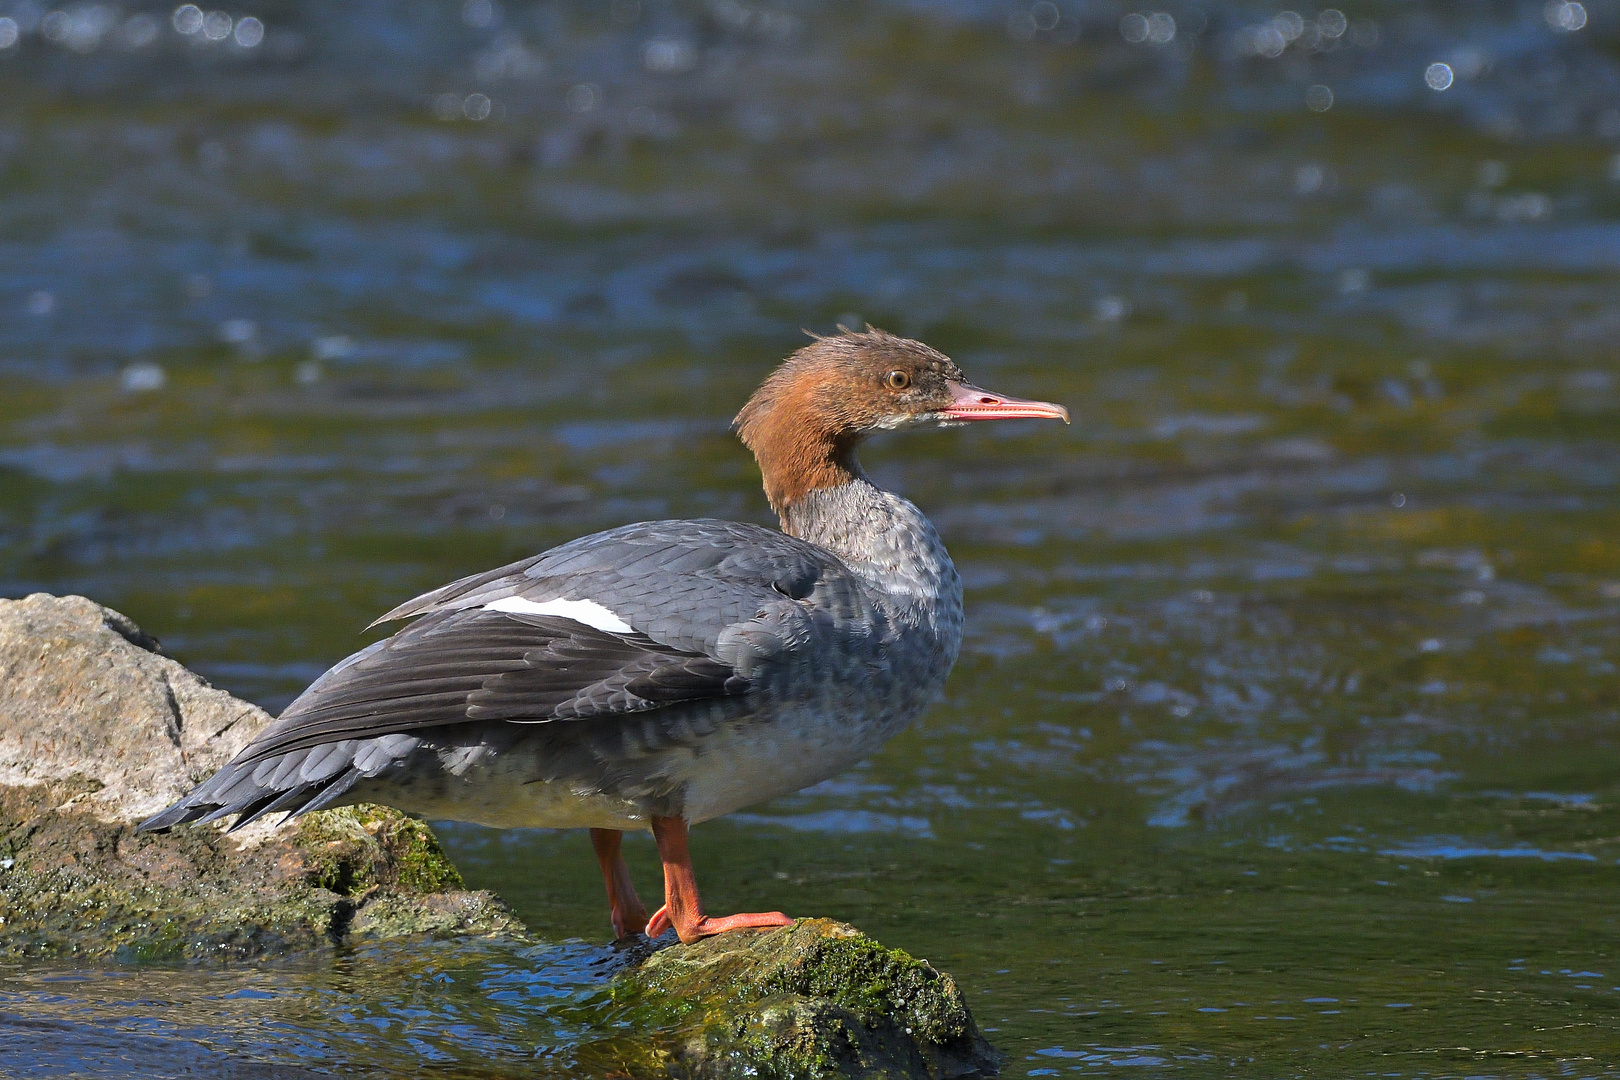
[{"left": 139, "top": 519, "right": 866, "bottom": 833}]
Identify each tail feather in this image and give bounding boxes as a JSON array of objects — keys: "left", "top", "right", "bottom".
[
  {"left": 196, "top": 787, "right": 284, "bottom": 829},
  {"left": 295, "top": 768, "right": 362, "bottom": 816},
  {"left": 136, "top": 798, "right": 211, "bottom": 834},
  {"left": 227, "top": 770, "right": 357, "bottom": 832},
  {"left": 136, "top": 736, "right": 405, "bottom": 834}
]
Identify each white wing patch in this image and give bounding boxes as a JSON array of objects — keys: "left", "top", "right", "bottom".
[{"left": 483, "top": 596, "right": 634, "bottom": 635}]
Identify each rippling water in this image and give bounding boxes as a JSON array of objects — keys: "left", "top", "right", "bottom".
[{"left": 5, "top": 0, "right": 1620, "bottom": 1075}]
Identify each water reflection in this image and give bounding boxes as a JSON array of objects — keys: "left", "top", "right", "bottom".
[{"left": 1, "top": 938, "right": 634, "bottom": 1076}]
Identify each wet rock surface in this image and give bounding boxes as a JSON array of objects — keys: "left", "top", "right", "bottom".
[
  {"left": 601, "top": 919, "right": 1002, "bottom": 1079},
  {"left": 0, "top": 781, "right": 523, "bottom": 961}
]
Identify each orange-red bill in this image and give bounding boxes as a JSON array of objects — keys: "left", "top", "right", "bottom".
[{"left": 942, "top": 381, "right": 1070, "bottom": 423}]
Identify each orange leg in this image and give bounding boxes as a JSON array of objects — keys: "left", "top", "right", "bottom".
[
  {"left": 649, "top": 816, "right": 793, "bottom": 944},
  {"left": 590, "top": 828, "right": 650, "bottom": 940}
]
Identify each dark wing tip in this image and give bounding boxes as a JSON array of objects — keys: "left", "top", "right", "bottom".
[
  {"left": 136, "top": 802, "right": 203, "bottom": 834},
  {"left": 366, "top": 586, "right": 461, "bottom": 628},
  {"left": 366, "top": 598, "right": 422, "bottom": 630}
]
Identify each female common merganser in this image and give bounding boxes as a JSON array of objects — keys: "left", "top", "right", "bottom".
[{"left": 141, "top": 329, "right": 1068, "bottom": 943}]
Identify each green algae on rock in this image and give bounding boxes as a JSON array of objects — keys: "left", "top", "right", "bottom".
[
  {"left": 294, "top": 804, "right": 466, "bottom": 896},
  {"left": 0, "top": 594, "right": 523, "bottom": 960},
  {"left": 0, "top": 778, "right": 523, "bottom": 961},
  {"left": 595, "top": 919, "right": 1002, "bottom": 1079}
]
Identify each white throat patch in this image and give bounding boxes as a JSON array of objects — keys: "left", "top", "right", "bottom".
[{"left": 484, "top": 596, "right": 634, "bottom": 634}]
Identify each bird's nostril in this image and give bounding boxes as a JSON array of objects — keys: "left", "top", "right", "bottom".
[{"left": 979, "top": 397, "right": 998, "bottom": 405}]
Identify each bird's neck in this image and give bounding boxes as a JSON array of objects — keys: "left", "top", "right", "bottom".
[
  {"left": 744, "top": 416, "right": 859, "bottom": 516},
  {"left": 779, "top": 473, "right": 962, "bottom": 622},
  {"left": 742, "top": 408, "right": 960, "bottom": 633}
]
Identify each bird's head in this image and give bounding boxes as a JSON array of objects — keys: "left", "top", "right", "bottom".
[{"left": 735, "top": 327, "right": 1069, "bottom": 516}]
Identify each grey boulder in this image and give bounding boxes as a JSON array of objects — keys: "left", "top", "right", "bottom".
[{"left": 0, "top": 592, "right": 269, "bottom": 823}]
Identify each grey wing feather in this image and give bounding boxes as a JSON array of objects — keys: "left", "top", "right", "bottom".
[
  {"left": 139, "top": 607, "right": 747, "bottom": 833},
  {"left": 140, "top": 519, "right": 868, "bottom": 834},
  {"left": 367, "top": 552, "right": 546, "bottom": 628},
  {"left": 233, "top": 607, "right": 746, "bottom": 766},
  {"left": 370, "top": 519, "right": 848, "bottom": 655}
]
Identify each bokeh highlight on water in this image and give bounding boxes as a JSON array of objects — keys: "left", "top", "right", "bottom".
[{"left": 3, "top": 0, "right": 1620, "bottom": 1074}]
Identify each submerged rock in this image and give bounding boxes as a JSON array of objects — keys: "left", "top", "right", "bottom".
[
  {"left": 0, "top": 594, "right": 1001, "bottom": 1076},
  {"left": 599, "top": 919, "right": 1003, "bottom": 1079},
  {"left": 0, "top": 593, "right": 521, "bottom": 960}
]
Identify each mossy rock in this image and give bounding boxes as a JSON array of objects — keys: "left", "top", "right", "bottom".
[
  {"left": 0, "top": 785, "right": 523, "bottom": 961},
  {"left": 595, "top": 919, "right": 1002, "bottom": 1079},
  {"left": 293, "top": 804, "right": 466, "bottom": 896},
  {"left": 1, "top": 781, "right": 999, "bottom": 1078}
]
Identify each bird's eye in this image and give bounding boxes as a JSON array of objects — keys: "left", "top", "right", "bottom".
[{"left": 885, "top": 370, "right": 910, "bottom": 390}]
